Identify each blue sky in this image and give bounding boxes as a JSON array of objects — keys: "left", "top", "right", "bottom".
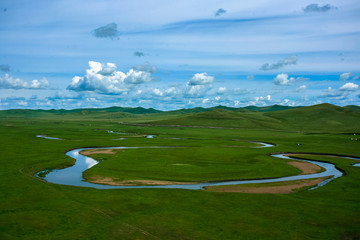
[{"left": 0, "top": 0, "right": 359, "bottom": 110}]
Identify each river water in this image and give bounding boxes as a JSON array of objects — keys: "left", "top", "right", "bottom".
[{"left": 36, "top": 142, "right": 359, "bottom": 190}]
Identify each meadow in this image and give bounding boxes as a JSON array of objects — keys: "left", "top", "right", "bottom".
[{"left": 0, "top": 103, "right": 360, "bottom": 239}]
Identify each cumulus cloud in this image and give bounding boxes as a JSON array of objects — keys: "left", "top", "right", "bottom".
[
  {"left": 152, "top": 88, "right": 163, "bottom": 97},
  {"left": 164, "top": 87, "right": 182, "bottom": 97},
  {"left": 274, "top": 73, "right": 294, "bottom": 85},
  {"left": 0, "top": 74, "right": 49, "bottom": 89},
  {"left": 0, "top": 64, "right": 10, "bottom": 72},
  {"left": 217, "top": 87, "right": 226, "bottom": 94},
  {"left": 260, "top": 55, "right": 297, "bottom": 71},
  {"left": 124, "top": 69, "right": 153, "bottom": 84},
  {"left": 303, "top": 4, "right": 337, "bottom": 13},
  {"left": 255, "top": 95, "right": 271, "bottom": 102},
  {"left": 274, "top": 73, "right": 307, "bottom": 86},
  {"left": 184, "top": 85, "right": 212, "bottom": 98},
  {"left": 134, "top": 51, "right": 145, "bottom": 57},
  {"left": 339, "top": 82, "right": 359, "bottom": 91},
  {"left": 93, "top": 22, "right": 119, "bottom": 38},
  {"left": 188, "top": 73, "right": 214, "bottom": 85},
  {"left": 183, "top": 73, "right": 214, "bottom": 97},
  {"left": 215, "top": 8, "right": 226, "bottom": 16},
  {"left": 67, "top": 61, "right": 156, "bottom": 94},
  {"left": 202, "top": 98, "right": 210, "bottom": 104}
]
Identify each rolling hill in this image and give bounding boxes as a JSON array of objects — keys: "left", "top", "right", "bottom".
[
  {"left": 1, "top": 103, "right": 359, "bottom": 132},
  {"left": 146, "top": 103, "right": 360, "bottom": 132}
]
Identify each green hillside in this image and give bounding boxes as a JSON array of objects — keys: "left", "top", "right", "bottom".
[
  {"left": 147, "top": 108, "right": 283, "bottom": 129},
  {"left": 264, "top": 103, "right": 360, "bottom": 132},
  {"left": 146, "top": 103, "right": 360, "bottom": 132},
  {"left": 344, "top": 105, "right": 360, "bottom": 112},
  {"left": 1, "top": 104, "right": 359, "bottom": 132},
  {"left": 244, "top": 104, "right": 300, "bottom": 112}
]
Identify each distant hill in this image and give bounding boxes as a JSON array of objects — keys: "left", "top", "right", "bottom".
[
  {"left": 148, "top": 108, "right": 283, "bottom": 129},
  {"left": 263, "top": 103, "right": 360, "bottom": 131},
  {"left": 147, "top": 103, "right": 360, "bottom": 132},
  {"left": 243, "top": 105, "right": 300, "bottom": 112},
  {"left": 1, "top": 104, "right": 359, "bottom": 131},
  {"left": 166, "top": 105, "right": 238, "bottom": 115},
  {"left": 344, "top": 105, "right": 360, "bottom": 112}
]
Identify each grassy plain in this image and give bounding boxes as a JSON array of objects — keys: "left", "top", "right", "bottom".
[{"left": 0, "top": 104, "right": 360, "bottom": 239}]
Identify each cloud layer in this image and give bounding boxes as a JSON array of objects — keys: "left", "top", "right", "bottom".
[
  {"left": 303, "top": 4, "right": 337, "bottom": 13},
  {"left": 260, "top": 56, "right": 297, "bottom": 71},
  {"left": 0, "top": 74, "right": 49, "bottom": 89}
]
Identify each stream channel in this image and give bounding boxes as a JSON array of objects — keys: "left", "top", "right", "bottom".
[{"left": 36, "top": 141, "right": 360, "bottom": 190}]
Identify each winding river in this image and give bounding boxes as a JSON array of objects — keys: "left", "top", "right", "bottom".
[{"left": 36, "top": 140, "right": 360, "bottom": 190}]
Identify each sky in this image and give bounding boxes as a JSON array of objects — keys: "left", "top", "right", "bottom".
[{"left": 0, "top": 0, "right": 359, "bottom": 110}]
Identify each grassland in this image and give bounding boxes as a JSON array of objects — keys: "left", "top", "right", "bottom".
[{"left": 0, "top": 103, "right": 360, "bottom": 239}]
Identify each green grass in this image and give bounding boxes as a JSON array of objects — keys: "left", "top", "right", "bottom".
[
  {"left": 83, "top": 146, "right": 301, "bottom": 183},
  {"left": 0, "top": 105, "right": 360, "bottom": 239}
]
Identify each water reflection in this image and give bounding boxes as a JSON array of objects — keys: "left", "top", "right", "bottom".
[
  {"left": 85, "top": 157, "right": 98, "bottom": 168},
  {"left": 36, "top": 135, "right": 62, "bottom": 140},
  {"left": 252, "top": 142, "right": 275, "bottom": 148}
]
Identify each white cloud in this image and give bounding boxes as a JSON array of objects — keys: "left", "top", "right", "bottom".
[
  {"left": 164, "top": 87, "right": 182, "bottom": 97},
  {"left": 274, "top": 73, "right": 307, "bottom": 86},
  {"left": 184, "top": 85, "right": 211, "bottom": 98},
  {"left": 260, "top": 55, "right": 297, "bottom": 71},
  {"left": 274, "top": 73, "right": 294, "bottom": 86},
  {"left": 202, "top": 98, "right": 210, "bottom": 104},
  {"left": 67, "top": 61, "right": 156, "bottom": 94},
  {"left": 152, "top": 88, "right": 163, "bottom": 97},
  {"left": 124, "top": 69, "right": 153, "bottom": 84},
  {"left": 282, "top": 99, "right": 296, "bottom": 106},
  {"left": 18, "top": 100, "right": 28, "bottom": 106},
  {"left": 188, "top": 73, "right": 214, "bottom": 85},
  {"left": 340, "top": 72, "right": 351, "bottom": 81},
  {"left": 296, "top": 85, "right": 307, "bottom": 92},
  {"left": 254, "top": 95, "right": 271, "bottom": 102},
  {"left": 339, "top": 82, "right": 359, "bottom": 91},
  {"left": 217, "top": 87, "right": 226, "bottom": 94},
  {"left": 0, "top": 74, "right": 49, "bottom": 89}
]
